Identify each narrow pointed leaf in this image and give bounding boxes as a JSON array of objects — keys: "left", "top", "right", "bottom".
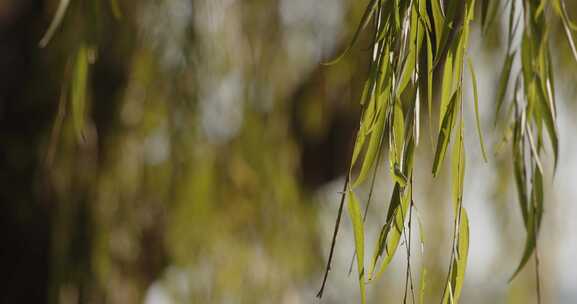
[
  {"left": 432, "top": 90, "right": 459, "bottom": 176},
  {"left": 347, "top": 190, "right": 366, "bottom": 304},
  {"left": 71, "top": 45, "right": 90, "bottom": 142},
  {"left": 495, "top": 52, "right": 515, "bottom": 124},
  {"left": 439, "top": 51, "right": 454, "bottom": 129},
  {"left": 467, "top": 58, "right": 488, "bottom": 161},
  {"left": 353, "top": 102, "right": 387, "bottom": 187}
]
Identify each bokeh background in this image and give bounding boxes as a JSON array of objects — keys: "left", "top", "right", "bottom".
[{"left": 1, "top": 0, "right": 576, "bottom": 303}]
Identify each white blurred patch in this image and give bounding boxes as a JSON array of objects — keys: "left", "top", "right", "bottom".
[
  {"left": 144, "top": 125, "right": 170, "bottom": 165},
  {"left": 280, "top": 0, "right": 344, "bottom": 68},
  {"left": 199, "top": 71, "right": 244, "bottom": 144},
  {"left": 139, "top": 0, "right": 192, "bottom": 70}
]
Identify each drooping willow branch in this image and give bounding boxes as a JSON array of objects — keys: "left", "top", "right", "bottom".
[{"left": 317, "top": 0, "right": 577, "bottom": 303}]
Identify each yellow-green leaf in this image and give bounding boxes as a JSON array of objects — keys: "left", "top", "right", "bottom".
[
  {"left": 71, "top": 45, "right": 90, "bottom": 142},
  {"left": 439, "top": 51, "right": 454, "bottom": 129},
  {"left": 432, "top": 90, "right": 459, "bottom": 176},
  {"left": 467, "top": 58, "right": 488, "bottom": 162},
  {"left": 370, "top": 182, "right": 411, "bottom": 280},
  {"left": 347, "top": 190, "right": 366, "bottom": 304},
  {"left": 353, "top": 100, "right": 387, "bottom": 188},
  {"left": 441, "top": 209, "right": 469, "bottom": 304},
  {"left": 454, "top": 209, "right": 470, "bottom": 302}
]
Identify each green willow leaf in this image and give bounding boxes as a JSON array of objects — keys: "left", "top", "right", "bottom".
[
  {"left": 439, "top": 51, "right": 454, "bottom": 129},
  {"left": 455, "top": 209, "right": 470, "bottom": 302},
  {"left": 425, "top": 31, "right": 435, "bottom": 145},
  {"left": 441, "top": 209, "right": 469, "bottom": 304},
  {"left": 510, "top": 142, "right": 544, "bottom": 281},
  {"left": 393, "top": 164, "right": 408, "bottom": 187},
  {"left": 352, "top": 78, "right": 380, "bottom": 169},
  {"left": 397, "top": 5, "right": 425, "bottom": 97},
  {"left": 426, "top": 32, "right": 434, "bottom": 121},
  {"left": 450, "top": 117, "right": 468, "bottom": 303},
  {"left": 558, "top": 0, "right": 577, "bottom": 63},
  {"left": 525, "top": 124, "right": 544, "bottom": 175},
  {"left": 71, "top": 45, "right": 90, "bottom": 142},
  {"left": 512, "top": 113, "right": 529, "bottom": 225},
  {"left": 370, "top": 182, "right": 411, "bottom": 280},
  {"left": 454, "top": 35, "right": 469, "bottom": 88},
  {"left": 432, "top": 90, "right": 459, "bottom": 177},
  {"left": 370, "top": 134, "right": 415, "bottom": 280},
  {"left": 397, "top": 49, "right": 416, "bottom": 96},
  {"left": 533, "top": 167, "right": 544, "bottom": 229},
  {"left": 369, "top": 184, "right": 399, "bottom": 278},
  {"left": 347, "top": 190, "right": 366, "bottom": 304},
  {"left": 359, "top": 76, "right": 373, "bottom": 107},
  {"left": 319, "top": 0, "right": 563, "bottom": 300},
  {"left": 535, "top": 77, "right": 559, "bottom": 170},
  {"left": 509, "top": 211, "right": 537, "bottom": 281},
  {"left": 417, "top": 0, "right": 432, "bottom": 32},
  {"left": 466, "top": 58, "right": 488, "bottom": 162},
  {"left": 521, "top": 31, "right": 533, "bottom": 90},
  {"left": 353, "top": 100, "right": 387, "bottom": 188},
  {"left": 495, "top": 52, "right": 515, "bottom": 124},
  {"left": 551, "top": 0, "right": 577, "bottom": 30},
  {"left": 430, "top": 0, "right": 445, "bottom": 53},
  {"left": 351, "top": 129, "right": 367, "bottom": 170},
  {"left": 392, "top": 100, "right": 405, "bottom": 164}
]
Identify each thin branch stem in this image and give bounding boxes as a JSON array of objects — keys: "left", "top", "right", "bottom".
[
  {"left": 534, "top": 242, "right": 542, "bottom": 304},
  {"left": 316, "top": 173, "right": 350, "bottom": 299},
  {"left": 403, "top": 189, "right": 416, "bottom": 304}
]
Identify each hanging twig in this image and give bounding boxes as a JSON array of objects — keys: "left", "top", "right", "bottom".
[{"left": 316, "top": 173, "right": 350, "bottom": 299}]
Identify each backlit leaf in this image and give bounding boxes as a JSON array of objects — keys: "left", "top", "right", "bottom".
[
  {"left": 466, "top": 58, "right": 488, "bottom": 162},
  {"left": 347, "top": 190, "right": 366, "bottom": 304},
  {"left": 432, "top": 90, "right": 459, "bottom": 176}
]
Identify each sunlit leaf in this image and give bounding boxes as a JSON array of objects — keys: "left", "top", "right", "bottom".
[
  {"left": 441, "top": 209, "right": 469, "bottom": 304},
  {"left": 466, "top": 58, "right": 488, "bottom": 162},
  {"left": 454, "top": 209, "right": 470, "bottom": 302},
  {"left": 432, "top": 90, "right": 459, "bottom": 177},
  {"left": 430, "top": 0, "right": 445, "bottom": 53},
  {"left": 439, "top": 51, "right": 454, "bottom": 129},
  {"left": 71, "top": 45, "right": 90, "bottom": 142},
  {"left": 347, "top": 190, "right": 366, "bottom": 304},
  {"left": 392, "top": 100, "right": 405, "bottom": 164},
  {"left": 353, "top": 99, "right": 387, "bottom": 187},
  {"left": 370, "top": 182, "right": 411, "bottom": 281}
]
